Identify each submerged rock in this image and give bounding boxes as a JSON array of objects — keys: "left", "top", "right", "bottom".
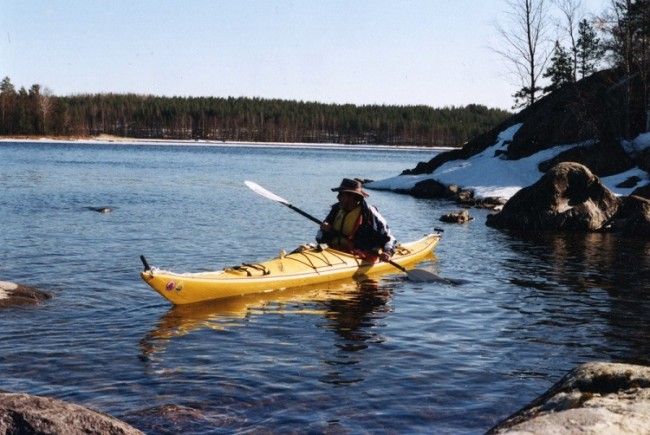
[
  {"left": 127, "top": 403, "right": 234, "bottom": 434},
  {"left": 486, "top": 162, "right": 621, "bottom": 232},
  {"left": 488, "top": 362, "right": 650, "bottom": 434},
  {"left": 0, "top": 281, "right": 50, "bottom": 308},
  {"left": 0, "top": 392, "right": 143, "bottom": 434}
]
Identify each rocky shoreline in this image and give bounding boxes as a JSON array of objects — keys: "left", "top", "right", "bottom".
[
  {"left": 367, "top": 68, "right": 650, "bottom": 240},
  {"left": 2, "top": 360, "right": 648, "bottom": 433},
  {"left": 0, "top": 392, "right": 142, "bottom": 434},
  {"left": 489, "top": 362, "right": 650, "bottom": 434}
]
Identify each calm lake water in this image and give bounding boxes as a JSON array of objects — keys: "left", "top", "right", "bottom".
[{"left": 1, "top": 141, "right": 649, "bottom": 434}]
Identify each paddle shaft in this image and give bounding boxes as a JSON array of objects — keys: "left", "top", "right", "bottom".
[
  {"left": 387, "top": 259, "right": 408, "bottom": 273},
  {"left": 283, "top": 203, "right": 322, "bottom": 226}
]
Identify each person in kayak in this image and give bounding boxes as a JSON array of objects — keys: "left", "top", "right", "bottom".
[{"left": 317, "top": 178, "right": 396, "bottom": 261}]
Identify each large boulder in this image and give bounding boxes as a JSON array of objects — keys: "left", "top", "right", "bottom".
[
  {"left": 488, "top": 362, "right": 650, "bottom": 434},
  {"left": 0, "top": 392, "right": 143, "bottom": 434},
  {"left": 486, "top": 162, "right": 621, "bottom": 232},
  {"left": 0, "top": 281, "right": 50, "bottom": 308}
]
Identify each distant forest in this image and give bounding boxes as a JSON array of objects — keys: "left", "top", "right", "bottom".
[{"left": 0, "top": 78, "right": 510, "bottom": 147}]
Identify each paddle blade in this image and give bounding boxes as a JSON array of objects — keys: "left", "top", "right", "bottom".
[
  {"left": 405, "top": 269, "right": 450, "bottom": 283},
  {"left": 245, "top": 180, "right": 290, "bottom": 205}
]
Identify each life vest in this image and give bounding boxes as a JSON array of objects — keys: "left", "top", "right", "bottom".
[{"left": 330, "top": 206, "right": 362, "bottom": 251}]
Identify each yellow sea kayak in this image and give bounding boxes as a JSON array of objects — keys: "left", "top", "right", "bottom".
[{"left": 141, "top": 233, "right": 441, "bottom": 305}]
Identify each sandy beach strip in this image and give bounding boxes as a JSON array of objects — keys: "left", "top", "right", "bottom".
[{"left": 0, "top": 135, "right": 452, "bottom": 152}]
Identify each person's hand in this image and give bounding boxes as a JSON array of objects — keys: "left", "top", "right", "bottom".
[
  {"left": 379, "top": 251, "right": 392, "bottom": 262},
  {"left": 320, "top": 222, "right": 331, "bottom": 232}
]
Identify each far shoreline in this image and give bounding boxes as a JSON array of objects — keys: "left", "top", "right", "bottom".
[{"left": 0, "top": 134, "right": 453, "bottom": 152}]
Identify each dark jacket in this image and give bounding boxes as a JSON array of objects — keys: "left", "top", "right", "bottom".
[{"left": 316, "top": 200, "right": 396, "bottom": 254}]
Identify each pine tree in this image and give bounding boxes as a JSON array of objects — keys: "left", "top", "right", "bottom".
[
  {"left": 0, "top": 77, "right": 17, "bottom": 134},
  {"left": 0, "top": 76, "right": 15, "bottom": 94},
  {"left": 606, "top": 0, "right": 649, "bottom": 133},
  {"left": 576, "top": 18, "right": 603, "bottom": 79},
  {"left": 543, "top": 41, "right": 574, "bottom": 93}
]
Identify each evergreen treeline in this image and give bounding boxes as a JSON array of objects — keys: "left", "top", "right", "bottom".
[
  {"left": 542, "top": 0, "right": 649, "bottom": 133},
  {"left": 0, "top": 80, "right": 509, "bottom": 147}
]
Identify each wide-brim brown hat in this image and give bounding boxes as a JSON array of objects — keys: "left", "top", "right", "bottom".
[{"left": 331, "top": 178, "right": 369, "bottom": 197}]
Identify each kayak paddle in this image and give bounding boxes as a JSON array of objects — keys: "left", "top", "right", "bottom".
[{"left": 244, "top": 180, "right": 448, "bottom": 283}]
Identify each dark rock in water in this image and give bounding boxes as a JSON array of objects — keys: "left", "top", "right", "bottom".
[
  {"left": 632, "top": 183, "right": 650, "bottom": 199},
  {"left": 610, "top": 195, "right": 650, "bottom": 237},
  {"left": 439, "top": 210, "right": 473, "bottom": 224},
  {"left": 537, "top": 139, "right": 633, "bottom": 177},
  {"left": 616, "top": 175, "right": 642, "bottom": 188},
  {"left": 408, "top": 179, "right": 506, "bottom": 211},
  {"left": 0, "top": 392, "right": 143, "bottom": 434},
  {"left": 486, "top": 162, "right": 621, "bottom": 232},
  {"left": 86, "top": 206, "right": 113, "bottom": 213},
  {"left": 487, "top": 362, "right": 650, "bottom": 434},
  {"left": 0, "top": 281, "right": 51, "bottom": 308}
]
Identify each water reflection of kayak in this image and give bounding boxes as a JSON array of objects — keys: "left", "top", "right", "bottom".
[
  {"left": 145, "top": 279, "right": 368, "bottom": 339},
  {"left": 139, "top": 278, "right": 385, "bottom": 359},
  {"left": 140, "top": 233, "right": 440, "bottom": 305}
]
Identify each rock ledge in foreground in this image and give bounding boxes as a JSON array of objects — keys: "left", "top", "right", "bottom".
[
  {"left": 0, "top": 392, "right": 143, "bottom": 434},
  {"left": 0, "top": 281, "right": 51, "bottom": 308},
  {"left": 488, "top": 362, "right": 650, "bottom": 434}
]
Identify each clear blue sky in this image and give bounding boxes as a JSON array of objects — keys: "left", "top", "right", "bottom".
[{"left": 1, "top": 0, "right": 611, "bottom": 110}]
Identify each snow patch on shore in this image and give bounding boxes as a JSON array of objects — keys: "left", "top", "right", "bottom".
[
  {"left": 602, "top": 167, "right": 650, "bottom": 196},
  {"left": 368, "top": 124, "right": 650, "bottom": 200},
  {"left": 622, "top": 132, "right": 650, "bottom": 154}
]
